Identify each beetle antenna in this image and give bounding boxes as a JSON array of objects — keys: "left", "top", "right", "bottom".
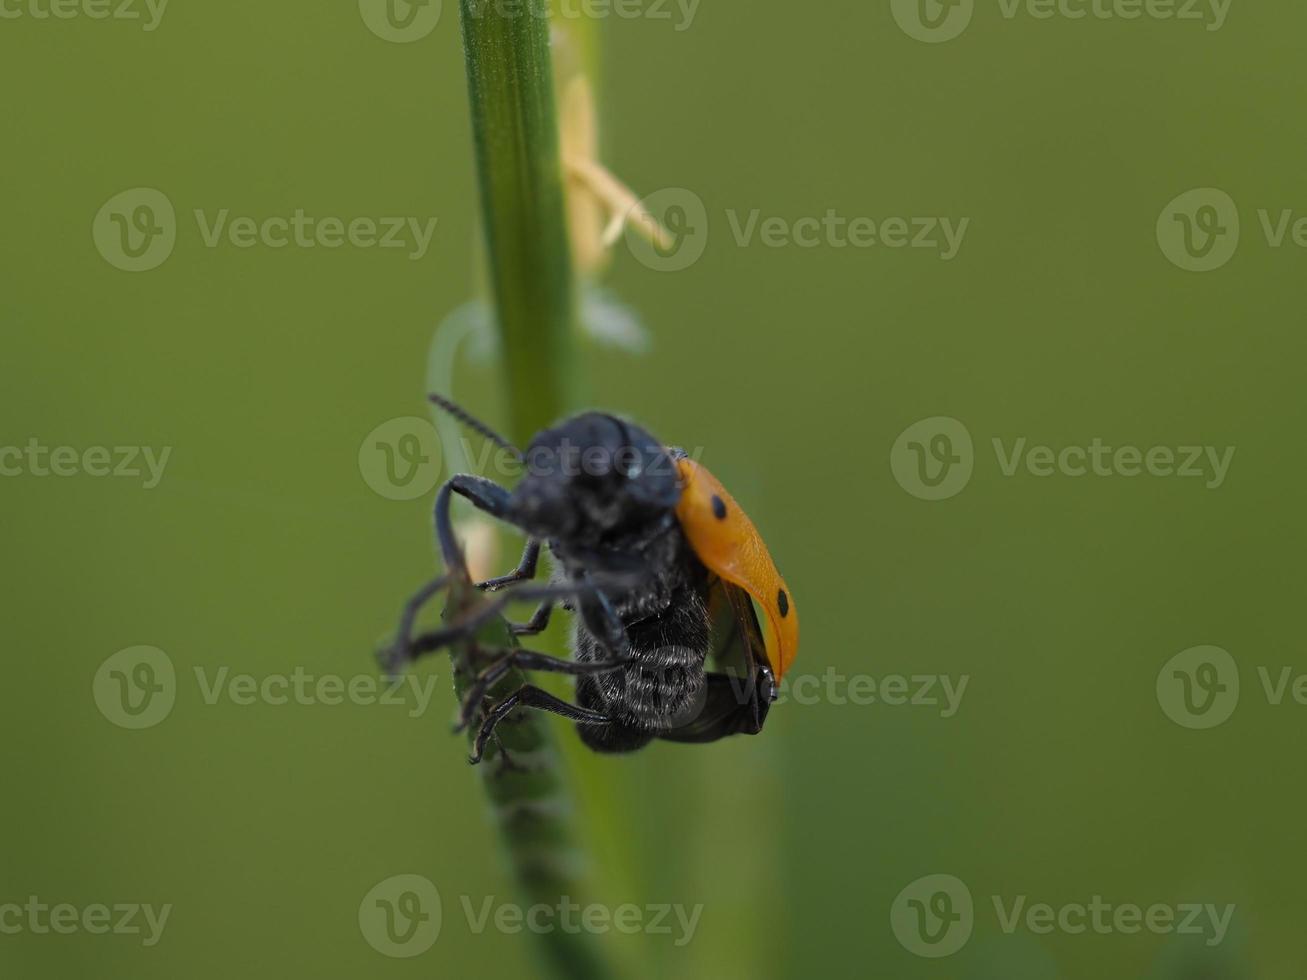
[{"left": 428, "top": 393, "right": 524, "bottom": 461}]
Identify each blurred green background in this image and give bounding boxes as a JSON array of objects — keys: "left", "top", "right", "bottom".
[{"left": 3, "top": 1, "right": 1304, "bottom": 978}]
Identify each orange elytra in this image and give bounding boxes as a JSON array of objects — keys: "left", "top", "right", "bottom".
[{"left": 674, "top": 457, "right": 798, "bottom": 680}]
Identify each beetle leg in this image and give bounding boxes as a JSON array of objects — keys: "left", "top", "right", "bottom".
[
  {"left": 476, "top": 540, "right": 541, "bottom": 592},
  {"left": 380, "top": 473, "right": 518, "bottom": 673},
  {"left": 434, "top": 474, "right": 518, "bottom": 581},
  {"left": 470, "top": 685, "right": 610, "bottom": 765},
  {"left": 377, "top": 574, "right": 450, "bottom": 676},
  {"left": 575, "top": 571, "right": 634, "bottom": 661},
  {"left": 395, "top": 580, "right": 609, "bottom": 669},
  {"left": 455, "top": 647, "right": 631, "bottom": 733},
  {"left": 508, "top": 600, "right": 554, "bottom": 636}
]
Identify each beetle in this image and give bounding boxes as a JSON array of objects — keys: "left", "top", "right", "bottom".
[{"left": 382, "top": 395, "right": 798, "bottom": 763}]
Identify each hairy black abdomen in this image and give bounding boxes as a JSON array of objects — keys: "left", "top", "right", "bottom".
[{"left": 567, "top": 524, "right": 712, "bottom": 751}]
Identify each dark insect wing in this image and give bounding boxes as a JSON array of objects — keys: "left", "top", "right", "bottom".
[
  {"left": 710, "top": 579, "right": 768, "bottom": 678},
  {"left": 657, "top": 579, "right": 773, "bottom": 743}
]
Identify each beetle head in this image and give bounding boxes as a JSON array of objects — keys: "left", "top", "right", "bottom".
[{"left": 508, "top": 412, "right": 681, "bottom": 545}]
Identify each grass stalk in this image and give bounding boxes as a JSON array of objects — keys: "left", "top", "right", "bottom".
[
  {"left": 454, "top": 2, "right": 612, "bottom": 978},
  {"left": 461, "top": 0, "right": 579, "bottom": 444}
]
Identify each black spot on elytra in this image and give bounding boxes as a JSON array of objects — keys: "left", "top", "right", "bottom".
[
  {"left": 711, "top": 495, "right": 727, "bottom": 520},
  {"left": 777, "top": 589, "right": 790, "bottom": 617}
]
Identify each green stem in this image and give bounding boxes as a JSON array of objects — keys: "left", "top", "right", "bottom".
[
  {"left": 456, "top": 4, "right": 611, "bottom": 979},
  {"left": 461, "top": 0, "right": 578, "bottom": 444},
  {"left": 445, "top": 593, "right": 609, "bottom": 980}
]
